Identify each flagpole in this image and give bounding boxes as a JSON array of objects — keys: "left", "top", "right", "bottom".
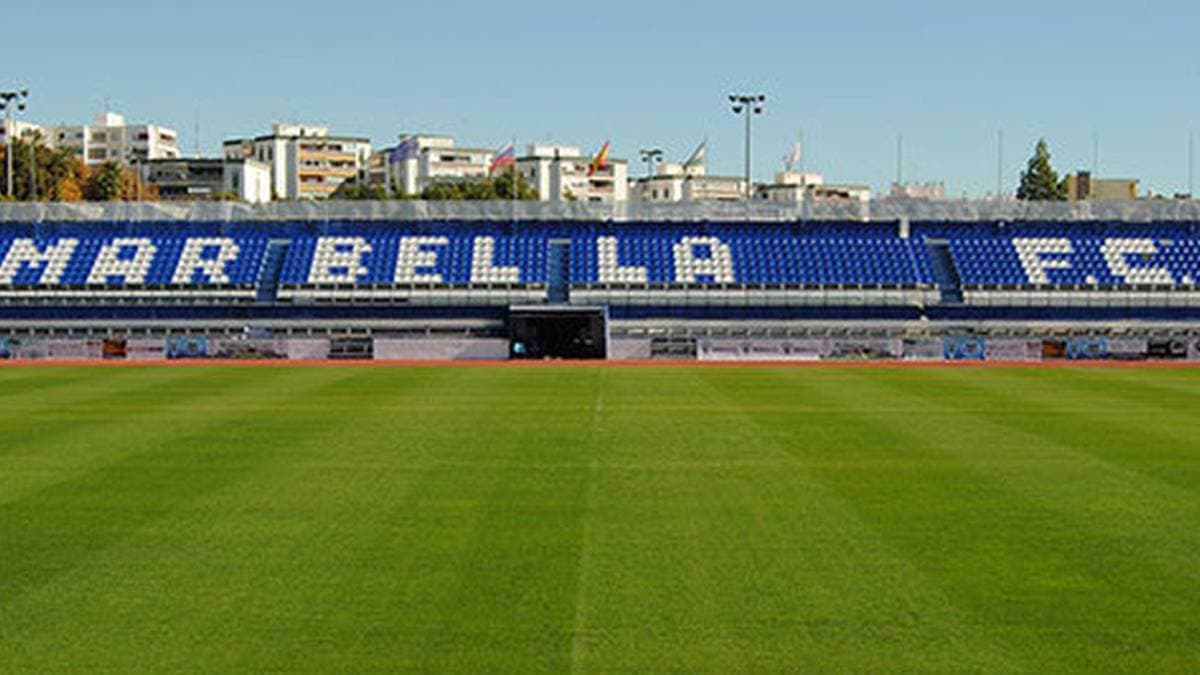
[
  {"left": 799, "top": 130, "right": 805, "bottom": 173},
  {"left": 513, "top": 136, "right": 518, "bottom": 225}
]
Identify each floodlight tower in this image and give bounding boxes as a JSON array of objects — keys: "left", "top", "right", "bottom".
[
  {"left": 729, "top": 93, "right": 765, "bottom": 198},
  {"left": 0, "top": 89, "right": 30, "bottom": 199}
]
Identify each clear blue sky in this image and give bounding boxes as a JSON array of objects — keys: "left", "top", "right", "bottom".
[{"left": 5, "top": 0, "right": 1198, "bottom": 196}]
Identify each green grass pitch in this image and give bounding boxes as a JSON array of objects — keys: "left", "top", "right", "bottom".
[{"left": 1, "top": 364, "right": 1198, "bottom": 673}]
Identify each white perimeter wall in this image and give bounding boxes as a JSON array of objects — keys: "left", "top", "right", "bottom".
[{"left": 373, "top": 338, "right": 508, "bottom": 360}]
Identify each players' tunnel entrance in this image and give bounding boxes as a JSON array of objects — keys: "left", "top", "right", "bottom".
[{"left": 508, "top": 306, "right": 607, "bottom": 360}]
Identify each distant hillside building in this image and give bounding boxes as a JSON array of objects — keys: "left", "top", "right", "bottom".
[
  {"left": 223, "top": 123, "right": 370, "bottom": 200},
  {"left": 890, "top": 182, "right": 946, "bottom": 200},
  {"left": 0, "top": 120, "right": 44, "bottom": 146},
  {"left": 634, "top": 162, "right": 747, "bottom": 202},
  {"left": 365, "top": 134, "right": 494, "bottom": 195},
  {"left": 758, "top": 171, "right": 870, "bottom": 202},
  {"left": 26, "top": 112, "right": 181, "bottom": 167},
  {"left": 1064, "top": 171, "right": 1138, "bottom": 201},
  {"left": 143, "top": 158, "right": 272, "bottom": 203},
  {"left": 517, "top": 143, "right": 628, "bottom": 202}
]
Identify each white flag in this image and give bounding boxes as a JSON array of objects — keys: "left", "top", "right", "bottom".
[
  {"left": 683, "top": 139, "right": 706, "bottom": 169},
  {"left": 784, "top": 141, "right": 802, "bottom": 170}
]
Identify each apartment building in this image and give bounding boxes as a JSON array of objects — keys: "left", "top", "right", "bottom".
[
  {"left": 1064, "top": 171, "right": 1139, "bottom": 201},
  {"left": 634, "top": 162, "right": 746, "bottom": 202},
  {"left": 143, "top": 157, "right": 272, "bottom": 203},
  {"left": 224, "top": 123, "right": 370, "bottom": 200},
  {"left": 36, "top": 112, "right": 180, "bottom": 166},
  {"left": 365, "top": 134, "right": 494, "bottom": 195},
  {"left": 0, "top": 119, "right": 44, "bottom": 146},
  {"left": 517, "top": 143, "right": 627, "bottom": 202},
  {"left": 758, "top": 171, "right": 870, "bottom": 202}
]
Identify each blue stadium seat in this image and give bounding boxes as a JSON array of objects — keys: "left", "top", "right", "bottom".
[
  {"left": 2, "top": 220, "right": 1199, "bottom": 310},
  {"left": 914, "top": 222, "right": 1200, "bottom": 288}
]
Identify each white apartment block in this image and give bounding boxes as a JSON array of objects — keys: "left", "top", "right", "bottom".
[
  {"left": 0, "top": 119, "right": 44, "bottom": 145},
  {"left": 517, "top": 143, "right": 627, "bottom": 202},
  {"left": 224, "top": 159, "right": 273, "bottom": 204},
  {"left": 35, "top": 112, "right": 180, "bottom": 166},
  {"left": 758, "top": 171, "right": 870, "bottom": 202},
  {"left": 634, "top": 162, "right": 746, "bottom": 202},
  {"left": 224, "top": 123, "right": 370, "bottom": 200},
  {"left": 365, "top": 134, "right": 495, "bottom": 195}
]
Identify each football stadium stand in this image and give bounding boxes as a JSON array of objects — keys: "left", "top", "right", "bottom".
[{"left": 1, "top": 201, "right": 1199, "bottom": 361}]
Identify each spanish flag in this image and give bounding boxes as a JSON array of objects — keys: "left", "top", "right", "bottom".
[{"left": 588, "top": 140, "right": 611, "bottom": 177}]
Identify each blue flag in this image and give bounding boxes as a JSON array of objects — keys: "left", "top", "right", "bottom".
[{"left": 389, "top": 138, "right": 419, "bottom": 164}]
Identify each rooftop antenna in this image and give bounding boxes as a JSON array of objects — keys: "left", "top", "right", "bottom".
[
  {"left": 1092, "top": 130, "right": 1099, "bottom": 175},
  {"left": 896, "top": 134, "right": 904, "bottom": 186},
  {"left": 997, "top": 128, "right": 1004, "bottom": 199},
  {"left": 194, "top": 120, "right": 200, "bottom": 159},
  {"left": 1189, "top": 130, "right": 1195, "bottom": 198},
  {"left": 798, "top": 129, "right": 805, "bottom": 173}
]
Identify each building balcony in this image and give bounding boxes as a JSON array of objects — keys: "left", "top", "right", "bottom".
[
  {"left": 298, "top": 183, "right": 340, "bottom": 195},
  {"left": 299, "top": 150, "right": 357, "bottom": 161},
  {"left": 298, "top": 167, "right": 357, "bottom": 178},
  {"left": 429, "top": 164, "right": 487, "bottom": 175}
]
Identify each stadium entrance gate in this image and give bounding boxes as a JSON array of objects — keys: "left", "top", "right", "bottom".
[{"left": 508, "top": 306, "right": 608, "bottom": 360}]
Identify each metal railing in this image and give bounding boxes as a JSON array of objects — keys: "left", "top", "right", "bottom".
[{"left": 2, "top": 198, "right": 1200, "bottom": 224}]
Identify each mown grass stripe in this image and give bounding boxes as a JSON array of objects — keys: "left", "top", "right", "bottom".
[
  {"left": 0, "top": 366, "right": 1197, "bottom": 673},
  {"left": 763, "top": 367, "right": 1200, "bottom": 672}
]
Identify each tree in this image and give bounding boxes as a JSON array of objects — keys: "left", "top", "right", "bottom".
[
  {"left": 0, "top": 133, "right": 159, "bottom": 202},
  {"left": 48, "top": 151, "right": 88, "bottom": 202},
  {"left": 492, "top": 169, "right": 539, "bottom": 200},
  {"left": 2, "top": 132, "right": 88, "bottom": 201},
  {"left": 84, "top": 161, "right": 124, "bottom": 201},
  {"left": 117, "top": 166, "right": 157, "bottom": 201},
  {"left": 330, "top": 180, "right": 389, "bottom": 200},
  {"left": 1017, "top": 139, "right": 1067, "bottom": 201},
  {"left": 421, "top": 180, "right": 470, "bottom": 200},
  {"left": 419, "top": 170, "right": 538, "bottom": 201},
  {"left": 0, "top": 132, "right": 160, "bottom": 202}
]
